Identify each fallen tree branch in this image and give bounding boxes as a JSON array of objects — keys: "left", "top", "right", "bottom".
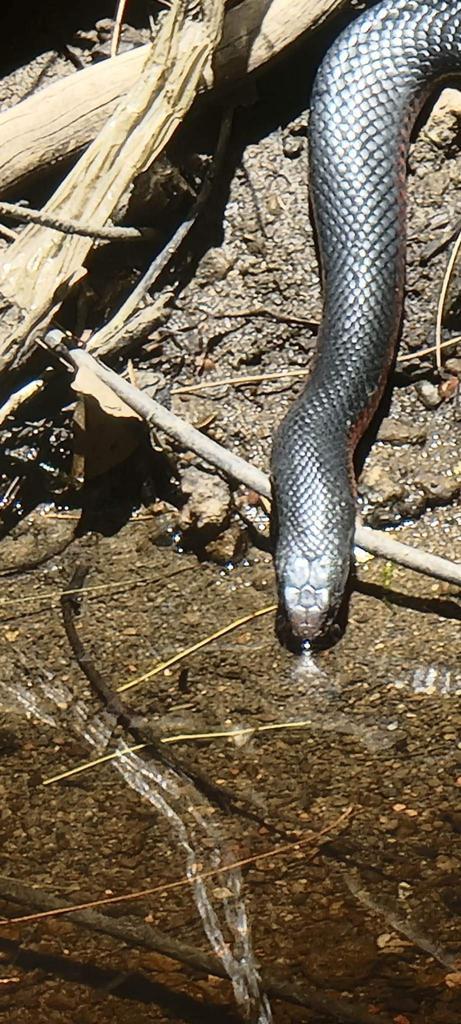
[
  {"left": 0, "top": 0, "right": 226, "bottom": 375},
  {"left": 0, "top": 377, "right": 45, "bottom": 426},
  {"left": 0, "top": 0, "right": 353, "bottom": 196},
  {"left": 0, "top": 874, "right": 393, "bottom": 1024},
  {"left": 59, "top": 342, "right": 461, "bottom": 590},
  {"left": 0, "top": 0, "right": 359, "bottom": 384}
]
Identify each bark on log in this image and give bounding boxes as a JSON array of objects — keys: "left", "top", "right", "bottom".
[{"left": 0, "top": 0, "right": 351, "bottom": 196}]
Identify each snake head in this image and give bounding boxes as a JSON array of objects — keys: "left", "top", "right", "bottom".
[
  {"left": 275, "top": 545, "right": 351, "bottom": 647},
  {"left": 271, "top": 391, "right": 357, "bottom": 647},
  {"left": 270, "top": 445, "right": 355, "bottom": 646}
]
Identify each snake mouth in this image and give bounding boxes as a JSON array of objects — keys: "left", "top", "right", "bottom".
[
  {"left": 276, "top": 550, "right": 349, "bottom": 646},
  {"left": 277, "top": 552, "right": 331, "bottom": 641},
  {"left": 283, "top": 586, "right": 330, "bottom": 642}
]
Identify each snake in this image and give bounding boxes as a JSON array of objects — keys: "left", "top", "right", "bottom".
[{"left": 271, "top": 0, "right": 461, "bottom": 646}]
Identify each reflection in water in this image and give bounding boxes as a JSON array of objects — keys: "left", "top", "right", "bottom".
[
  {"left": 285, "top": 651, "right": 398, "bottom": 753},
  {"left": 115, "top": 748, "right": 272, "bottom": 1023},
  {"left": 395, "top": 664, "right": 461, "bottom": 697},
  {"left": 5, "top": 679, "right": 57, "bottom": 727},
  {"left": 0, "top": 675, "right": 272, "bottom": 1023},
  {"left": 276, "top": 652, "right": 461, "bottom": 753},
  {"left": 3, "top": 645, "right": 460, "bottom": 1022}
]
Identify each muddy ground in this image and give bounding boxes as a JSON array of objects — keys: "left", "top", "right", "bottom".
[{"left": 0, "top": 4, "right": 461, "bottom": 1024}]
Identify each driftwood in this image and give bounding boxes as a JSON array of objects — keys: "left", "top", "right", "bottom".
[
  {"left": 0, "top": 0, "right": 226, "bottom": 377},
  {"left": 0, "top": 0, "right": 350, "bottom": 195}
]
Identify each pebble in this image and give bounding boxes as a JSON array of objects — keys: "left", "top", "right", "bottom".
[
  {"left": 205, "top": 522, "right": 248, "bottom": 565},
  {"left": 377, "top": 417, "right": 426, "bottom": 445},
  {"left": 360, "top": 465, "right": 405, "bottom": 504},
  {"left": 445, "top": 357, "right": 461, "bottom": 376},
  {"left": 415, "top": 380, "right": 442, "bottom": 409},
  {"left": 414, "top": 467, "right": 460, "bottom": 502},
  {"left": 178, "top": 466, "right": 230, "bottom": 533}
]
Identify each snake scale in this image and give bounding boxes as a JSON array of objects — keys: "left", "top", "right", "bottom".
[{"left": 271, "top": 0, "right": 461, "bottom": 645}]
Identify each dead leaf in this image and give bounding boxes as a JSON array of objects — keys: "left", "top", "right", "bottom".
[
  {"left": 445, "top": 971, "right": 461, "bottom": 988},
  {"left": 72, "top": 365, "right": 142, "bottom": 420},
  {"left": 71, "top": 366, "right": 145, "bottom": 481}
]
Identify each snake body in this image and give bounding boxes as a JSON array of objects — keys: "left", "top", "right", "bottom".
[{"left": 271, "top": 0, "right": 461, "bottom": 644}]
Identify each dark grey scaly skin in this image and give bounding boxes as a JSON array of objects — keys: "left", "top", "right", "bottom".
[{"left": 271, "top": 0, "right": 461, "bottom": 644}]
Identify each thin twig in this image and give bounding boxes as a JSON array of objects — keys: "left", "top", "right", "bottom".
[
  {"left": 345, "top": 873, "right": 460, "bottom": 971},
  {"left": 57, "top": 337, "right": 269, "bottom": 491},
  {"left": 118, "top": 604, "right": 276, "bottom": 692},
  {"left": 111, "top": 0, "right": 129, "bottom": 58},
  {"left": 204, "top": 305, "right": 319, "bottom": 329},
  {"left": 172, "top": 368, "right": 307, "bottom": 394},
  {"left": 0, "top": 845, "right": 394, "bottom": 1024},
  {"left": 0, "top": 378, "right": 45, "bottom": 427},
  {"left": 87, "top": 106, "right": 234, "bottom": 357},
  {"left": 1, "top": 810, "right": 352, "bottom": 925},
  {"left": 0, "top": 565, "right": 194, "bottom": 608},
  {"left": 60, "top": 567, "right": 282, "bottom": 832},
  {"left": 173, "top": 342, "right": 461, "bottom": 390},
  {"left": 0, "top": 476, "right": 20, "bottom": 511},
  {"left": 398, "top": 335, "right": 461, "bottom": 363},
  {"left": 0, "top": 200, "right": 157, "bottom": 243},
  {"left": 60, "top": 564, "right": 146, "bottom": 728},
  {"left": 43, "top": 713, "right": 339, "bottom": 788},
  {"left": 55, "top": 341, "right": 461, "bottom": 591},
  {"left": 174, "top": 338, "right": 461, "bottom": 389}
]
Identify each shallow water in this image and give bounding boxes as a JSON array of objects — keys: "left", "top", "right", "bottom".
[{"left": 1, "top": 507, "right": 460, "bottom": 1023}]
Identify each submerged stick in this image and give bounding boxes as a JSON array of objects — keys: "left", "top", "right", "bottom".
[
  {"left": 345, "top": 873, "right": 460, "bottom": 971},
  {"left": 0, "top": 873, "right": 392, "bottom": 1024}
]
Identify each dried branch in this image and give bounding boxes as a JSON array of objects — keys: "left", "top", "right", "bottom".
[
  {"left": 87, "top": 105, "right": 234, "bottom": 358},
  {"left": 435, "top": 228, "right": 461, "bottom": 374},
  {"left": 0, "top": 0, "right": 226, "bottom": 374},
  {"left": 0, "top": 0, "right": 351, "bottom": 195},
  {"left": 60, "top": 342, "right": 461, "bottom": 591},
  {"left": 0, "top": 377, "right": 45, "bottom": 426},
  {"left": 0, "top": 199, "right": 157, "bottom": 242}
]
